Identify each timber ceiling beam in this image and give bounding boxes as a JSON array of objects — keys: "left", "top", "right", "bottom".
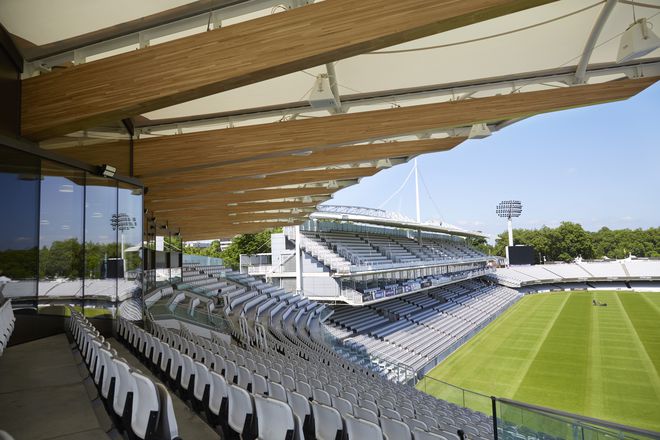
[
  {"left": 131, "top": 76, "right": 657, "bottom": 178},
  {"left": 144, "top": 167, "right": 378, "bottom": 199},
  {"left": 149, "top": 200, "right": 319, "bottom": 214},
  {"left": 147, "top": 186, "right": 333, "bottom": 204},
  {"left": 21, "top": 0, "right": 556, "bottom": 140},
  {"left": 140, "top": 137, "right": 462, "bottom": 187}
]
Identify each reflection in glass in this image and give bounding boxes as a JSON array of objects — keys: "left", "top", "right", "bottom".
[
  {"left": 117, "top": 183, "right": 143, "bottom": 320},
  {"left": 84, "top": 175, "right": 118, "bottom": 317},
  {"left": 0, "top": 145, "right": 40, "bottom": 306},
  {"left": 39, "top": 161, "right": 85, "bottom": 311}
]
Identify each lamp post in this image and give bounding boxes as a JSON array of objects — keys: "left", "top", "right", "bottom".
[{"left": 496, "top": 200, "right": 523, "bottom": 248}]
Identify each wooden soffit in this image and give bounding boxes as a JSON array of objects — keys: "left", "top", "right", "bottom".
[
  {"left": 132, "top": 76, "right": 657, "bottom": 179},
  {"left": 21, "top": 0, "right": 556, "bottom": 140}
]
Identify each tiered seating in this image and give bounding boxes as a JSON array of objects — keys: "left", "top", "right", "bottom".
[
  {"left": 336, "top": 280, "right": 521, "bottom": 372},
  {"left": 119, "top": 318, "right": 299, "bottom": 440},
  {"left": 302, "top": 229, "right": 488, "bottom": 273},
  {"left": 622, "top": 259, "right": 660, "bottom": 277},
  {"left": 493, "top": 260, "right": 660, "bottom": 290},
  {"left": 0, "top": 299, "right": 15, "bottom": 356},
  {"left": 127, "top": 304, "right": 493, "bottom": 440},
  {"left": 578, "top": 261, "right": 627, "bottom": 278},
  {"left": 69, "top": 308, "right": 180, "bottom": 440},
  {"left": 329, "top": 306, "right": 390, "bottom": 334}
]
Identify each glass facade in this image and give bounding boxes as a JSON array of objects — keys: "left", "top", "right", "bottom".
[
  {"left": 0, "top": 144, "right": 143, "bottom": 319},
  {"left": 0, "top": 145, "right": 39, "bottom": 307}
]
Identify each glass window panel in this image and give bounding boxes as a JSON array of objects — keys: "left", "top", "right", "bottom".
[
  {"left": 84, "top": 174, "right": 118, "bottom": 318},
  {"left": 0, "top": 145, "right": 40, "bottom": 307},
  {"left": 38, "top": 160, "right": 84, "bottom": 314},
  {"left": 117, "top": 183, "right": 143, "bottom": 320}
]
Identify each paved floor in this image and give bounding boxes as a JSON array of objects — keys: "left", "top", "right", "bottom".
[
  {"left": 108, "top": 338, "right": 220, "bottom": 440},
  {"left": 0, "top": 334, "right": 110, "bottom": 440}
]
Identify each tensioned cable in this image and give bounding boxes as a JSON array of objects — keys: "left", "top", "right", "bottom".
[
  {"left": 366, "top": 1, "right": 604, "bottom": 55},
  {"left": 419, "top": 167, "right": 444, "bottom": 221},
  {"left": 377, "top": 162, "right": 416, "bottom": 209},
  {"left": 620, "top": 1, "right": 660, "bottom": 10}
]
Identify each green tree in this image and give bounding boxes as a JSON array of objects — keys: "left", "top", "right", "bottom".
[{"left": 220, "top": 229, "right": 278, "bottom": 270}]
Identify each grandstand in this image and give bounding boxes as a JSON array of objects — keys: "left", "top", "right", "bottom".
[
  {"left": 263, "top": 206, "right": 493, "bottom": 305},
  {"left": 1, "top": 1, "right": 660, "bottom": 440},
  {"left": 492, "top": 259, "right": 660, "bottom": 292}
]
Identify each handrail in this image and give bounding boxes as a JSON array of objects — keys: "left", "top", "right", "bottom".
[{"left": 496, "top": 397, "right": 660, "bottom": 439}]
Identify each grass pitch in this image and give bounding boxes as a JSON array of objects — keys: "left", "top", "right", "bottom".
[{"left": 418, "top": 291, "right": 660, "bottom": 432}]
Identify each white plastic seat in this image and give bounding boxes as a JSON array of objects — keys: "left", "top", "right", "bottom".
[
  {"left": 311, "top": 401, "right": 343, "bottom": 440},
  {"left": 296, "top": 381, "right": 312, "bottom": 399},
  {"left": 331, "top": 395, "right": 353, "bottom": 418},
  {"left": 313, "top": 388, "right": 332, "bottom": 406},
  {"left": 381, "top": 417, "right": 412, "bottom": 440},
  {"left": 268, "top": 381, "right": 287, "bottom": 402},
  {"left": 169, "top": 349, "right": 183, "bottom": 385},
  {"left": 131, "top": 371, "right": 161, "bottom": 440},
  {"left": 180, "top": 353, "right": 196, "bottom": 397},
  {"left": 113, "top": 359, "right": 136, "bottom": 428},
  {"left": 207, "top": 371, "right": 229, "bottom": 425},
  {"left": 227, "top": 384, "right": 255, "bottom": 438},
  {"left": 380, "top": 408, "right": 401, "bottom": 421},
  {"left": 412, "top": 427, "right": 448, "bottom": 440},
  {"left": 193, "top": 361, "right": 211, "bottom": 409},
  {"left": 282, "top": 374, "right": 295, "bottom": 391},
  {"left": 286, "top": 390, "right": 312, "bottom": 439},
  {"left": 345, "top": 414, "right": 383, "bottom": 440},
  {"left": 98, "top": 348, "right": 118, "bottom": 401},
  {"left": 252, "top": 373, "right": 269, "bottom": 396},
  {"left": 225, "top": 359, "right": 238, "bottom": 384},
  {"left": 253, "top": 395, "right": 296, "bottom": 440},
  {"left": 155, "top": 383, "right": 181, "bottom": 440},
  {"left": 237, "top": 365, "right": 253, "bottom": 391},
  {"left": 354, "top": 406, "right": 379, "bottom": 425}
]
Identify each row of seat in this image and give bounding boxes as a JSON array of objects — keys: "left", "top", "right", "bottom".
[
  {"left": 0, "top": 299, "right": 15, "bottom": 356},
  {"left": 220, "top": 268, "right": 492, "bottom": 439},
  {"left": 69, "top": 309, "right": 180, "bottom": 440},
  {"left": 118, "top": 317, "right": 300, "bottom": 440}
]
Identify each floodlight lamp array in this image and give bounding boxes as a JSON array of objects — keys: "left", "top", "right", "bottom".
[{"left": 496, "top": 200, "right": 523, "bottom": 218}]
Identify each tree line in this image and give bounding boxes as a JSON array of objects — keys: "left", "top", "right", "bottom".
[
  {"left": 183, "top": 229, "right": 277, "bottom": 270},
  {"left": 488, "top": 222, "right": 660, "bottom": 263}
]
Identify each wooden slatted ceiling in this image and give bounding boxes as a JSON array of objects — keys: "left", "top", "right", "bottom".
[
  {"left": 21, "top": 0, "right": 556, "bottom": 140},
  {"left": 141, "top": 137, "right": 462, "bottom": 188},
  {"left": 148, "top": 186, "right": 333, "bottom": 204},
  {"left": 145, "top": 167, "right": 378, "bottom": 199},
  {"left": 182, "top": 221, "right": 300, "bottom": 239},
  {"left": 150, "top": 200, "right": 318, "bottom": 214},
  {"left": 133, "top": 76, "right": 659, "bottom": 178}
]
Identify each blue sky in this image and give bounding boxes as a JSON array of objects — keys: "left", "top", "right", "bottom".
[{"left": 328, "top": 81, "right": 660, "bottom": 241}]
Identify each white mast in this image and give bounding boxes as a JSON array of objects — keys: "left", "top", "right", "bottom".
[{"left": 414, "top": 158, "right": 421, "bottom": 223}]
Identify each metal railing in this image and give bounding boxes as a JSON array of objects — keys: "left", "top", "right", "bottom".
[{"left": 494, "top": 397, "right": 660, "bottom": 440}]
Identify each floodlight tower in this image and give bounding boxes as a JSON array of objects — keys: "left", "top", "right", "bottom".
[
  {"left": 111, "top": 213, "right": 137, "bottom": 261},
  {"left": 496, "top": 200, "right": 523, "bottom": 247}
]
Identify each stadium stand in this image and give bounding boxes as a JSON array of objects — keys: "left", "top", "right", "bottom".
[
  {"left": 116, "top": 273, "right": 496, "bottom": 440},
  {"left": 492, "top": 260, "right": 660, "bottom": 292},
  {"left": 301, "top": 229, "right": 487, "bottom": 272},
  {"left": 330, "top": 280, "right": 521, "bottom": 374},
  {"left": 69, "top": 308, "right": 181, "bottom": 440}
]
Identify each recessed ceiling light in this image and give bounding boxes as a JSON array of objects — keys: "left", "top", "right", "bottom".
[
  {"left": 92, "top": 212, "right": 103, "bottom": 218},
  {"left": 59, "top": 184, "right": 73, "bottom": 193},
  {"left": 40, "top": 220, "right": 50, "bottom": 225},
  {"left": 61, "top": 225, "right": 70, "bottom": 230}
]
